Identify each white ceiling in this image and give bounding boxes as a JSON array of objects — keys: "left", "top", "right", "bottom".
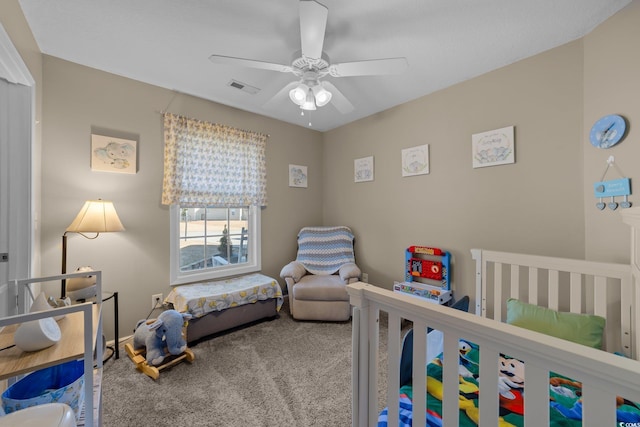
[{"left": 18, "top": 0, "right": 630, "bottom": 132}]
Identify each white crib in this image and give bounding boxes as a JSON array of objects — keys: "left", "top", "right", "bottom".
[{"left": 348, "top": 209, "right": 640, "bottom": 427}]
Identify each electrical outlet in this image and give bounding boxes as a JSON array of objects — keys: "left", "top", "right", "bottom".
[
  {"left": 361, "top": 273, "right": 368, "bottom": 283},
  {"left": 151, "top": 293, "right": 163, "bottom": 310}
]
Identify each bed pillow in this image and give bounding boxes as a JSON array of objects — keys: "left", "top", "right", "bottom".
[{"left": 506, "top": 298, "right": 605, "bottom": 349}]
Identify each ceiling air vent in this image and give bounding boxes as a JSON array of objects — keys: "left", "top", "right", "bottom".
[{"left": 227, "top": 79, "right": 260, "bottom": 95}]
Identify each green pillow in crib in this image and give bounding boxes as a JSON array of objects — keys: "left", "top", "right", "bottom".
[{"left": 506, "top": 298, "right": 605, "bottom": 349}]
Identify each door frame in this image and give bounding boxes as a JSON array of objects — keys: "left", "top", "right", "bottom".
[{"left": 0, "top": 22, "right": 35, "bottom": 316}]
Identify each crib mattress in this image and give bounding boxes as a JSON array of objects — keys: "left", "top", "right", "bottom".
[
  {"left": 379, "top": 341, "right": 640, "bottom": 427},
  {"left": 165, "top": 273, "right": 283, "bottom": 318}
]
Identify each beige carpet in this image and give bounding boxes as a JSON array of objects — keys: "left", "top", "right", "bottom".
[{"left": 101, "top": 302, "right": 392, "bottom": 426}]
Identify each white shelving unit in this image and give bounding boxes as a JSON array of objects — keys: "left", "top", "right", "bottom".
[{"left": 0, "top": 271, "right": 103, "bottom": 427}]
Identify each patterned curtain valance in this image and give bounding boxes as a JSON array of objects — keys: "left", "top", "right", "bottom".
[{"left": 161, "top": 113, "right": 268, "bottom": 207}]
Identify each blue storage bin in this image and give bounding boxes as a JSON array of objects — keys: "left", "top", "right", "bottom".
[{"left": 1, "top": 360, "right": 85, "bottom": 420}]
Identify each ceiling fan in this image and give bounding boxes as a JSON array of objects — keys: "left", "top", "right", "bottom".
[{"left": 209, "top": 0, "right": 408, "bottom": 114}]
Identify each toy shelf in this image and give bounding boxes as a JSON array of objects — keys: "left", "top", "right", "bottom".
[
  {"left": 0, "top": 307, "right": 99, "bottom": 378},
  {"left": 0, "top": 271, "right": 103, "bottom": 427},
  {"left": 394, "top": 246, "right": 452, "bottom": 304}
]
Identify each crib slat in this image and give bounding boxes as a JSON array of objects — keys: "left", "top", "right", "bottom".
[
  {"left": 569, "top": 272, "right": 582, "bottom": 313},
  {"left": 523, "top": 363, "right": 548, "bottom": 426},
  {"left": 441, "top": 332, "right": 460, "bottom": 426},
  {"left": 510, "top": 264, "right": 520, "bottom": 300},
  {"left": 368, "top": 305, "right": 380, "bottom": 426},
  {"left": 477, "top": 345, "right": 499, "bottom": 427},
  {"left": 351, "top": 306, "right": 362, "bottom": 427},
  {"left": 476, "top": 260, "right": 489, "bottom": 317},
  {"left": 548, "top": 270, "right": 559, "bottom": 311},
  {"left": 634, "top": 265, "right": 640, "bottom": 359},
  {"left": 412, "top": 320, "right": 427, "bottom": 427},
  {"left": 593, "top": 276, "right": 610, "bottom": 351},
  {"left": 528, "top": 267, "right": 539, "bottom": 305},
  {"left": 386, "top": 312, "right": 401, "bottom": 427},
  {"left": 593, "top": 276, "right": 607, "bottom": 319},
  {"left": 581, "top": 384, "right": 615, "bottom": 427},
  {"left": 494, "top": 262, "right": 503, "bottom": 321},
  {"left": 472, "top": 249, "right": 484, "bottom": 316},
  {"left": 620, "top": 274, "right": 633, "bottom": 357}
]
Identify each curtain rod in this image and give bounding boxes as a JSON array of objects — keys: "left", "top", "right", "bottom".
[
  {"left": 154, "top": 90, "right": 269, "bottom": 137},
  {"left": 156, "top": 108, "right": 270, "bottom": 138}
]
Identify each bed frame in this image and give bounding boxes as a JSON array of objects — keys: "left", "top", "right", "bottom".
[
  {"left": 470, "top": 248, "right": 636, "bottom": 358},
  {"left": 164, "top": 273, "right": 282, "bottom": 344},
  {"left": 347, "top": 209, "right": 640, "bottom": 427},
  {"left": 186, "top": 299, "right": 278, "bottom": 344}
]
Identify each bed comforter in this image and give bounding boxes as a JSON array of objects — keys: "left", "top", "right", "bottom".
[
  {"left": 165, "top": 273, "right": 283, "bottom": 318},
  {"left": 378, "top": 341, "right": 640, "bottom": 427}
]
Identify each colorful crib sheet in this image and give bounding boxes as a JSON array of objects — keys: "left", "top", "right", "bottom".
[
  {"left": 165, "top": 273, "right": 283, "bottom": 318},
  {"left": 378, "top": 340, "right": 640, "bottom": 427}
]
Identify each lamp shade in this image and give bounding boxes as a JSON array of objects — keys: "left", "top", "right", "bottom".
[
  {"left": 289, "top": 83, "right": 309, "bottom": 106},
  {"left": 66, "top": 199, "right": 125, "bottom": 233},
  {"left": 312, "top": 85, "right": 332, "bottom": 107}
]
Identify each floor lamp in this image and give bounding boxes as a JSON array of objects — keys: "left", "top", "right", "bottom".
[{"left": 61, "top": 199, "right": 125, "bottom": 298}]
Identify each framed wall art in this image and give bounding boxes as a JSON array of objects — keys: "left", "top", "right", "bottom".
[
  {"left": 354, "top": 156, "right": 374, "bottom": 183},
  {"left": 289, "top": 164, "right": 308, "bottom": 188},
  {"left": 472, "top": 126, "right": 515, "bottom": 168},
  {"left": 401, "top": 144, "right": 429, "bottom": 177},
  {"left": 91, "top": 134, "right": 137, "bottom": 174}
]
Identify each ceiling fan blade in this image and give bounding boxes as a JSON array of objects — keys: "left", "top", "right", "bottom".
[
  {"left": 263, "top": 81, "right": 299, "bottom": 109},
  {"left": 299, "top": 0, "right": 328, "bottom": 60},
  {"left": 321, "top": 81, "right": 354, "bottom": 114},
  {"left": 209, "top": 54, "right": 292, "bottom": 73},
  {"left": 329, "top": 57, "right": 408, "bottom": 77}
]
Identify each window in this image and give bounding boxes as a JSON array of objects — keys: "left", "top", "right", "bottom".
[
  {"left": 170, "top": 205, "right": 260, "bottom": 285},
  {"left": 161, "top": 113, "right": 268, "bottom": 285}
]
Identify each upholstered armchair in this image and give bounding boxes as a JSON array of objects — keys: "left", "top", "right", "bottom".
[{"left": 280, "top": 226, "right": 361, "bottom": 321}]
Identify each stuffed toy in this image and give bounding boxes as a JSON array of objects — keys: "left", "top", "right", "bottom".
[{"left": 133, "top": 309, "right": 192, "bottom": 366}]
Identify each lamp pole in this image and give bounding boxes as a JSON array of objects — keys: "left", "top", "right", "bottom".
[{"left": 61, "top": 232, "right": 68, "bottom": 298}]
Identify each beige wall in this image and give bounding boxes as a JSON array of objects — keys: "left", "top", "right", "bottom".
[
  {"left": 39, "top": 56, "right": 323, "bottom": 339},
  {"left": 3, "top": 1, "right": 639, "bottom": 336},
  {"left": 322, "top": 41, "right": 586, "bottom": 301},
  {"left": 583, "top": 1, "right": 640, "bottom": 263},
  {"left": 322, "top": 1, "right": 640, "bottom": 301}
]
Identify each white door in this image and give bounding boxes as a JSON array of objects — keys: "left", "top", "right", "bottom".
[
  {"left": 0, "top": 24, "right": 34, "bottom": 317},
  {"left": 0, "top": 77, "right": 8, "bottom": 317}
]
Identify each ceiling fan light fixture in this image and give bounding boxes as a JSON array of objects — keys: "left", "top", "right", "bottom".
[
  {"left": 300, "top": 88, "right": 317, "bottom": 110},
  {"left": 312, "top": 85, "right": 332, "bottom": 107},
  {"left": 289, "top": 83, "right": 309, "bottom": 106}
]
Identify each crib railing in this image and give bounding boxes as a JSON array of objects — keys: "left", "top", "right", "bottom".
[
  {"left": 347, "top": 282, "right": 640, "bottom": 427},
  {"left": 471, "top": 249, "right": 636, "bottom": 358}
]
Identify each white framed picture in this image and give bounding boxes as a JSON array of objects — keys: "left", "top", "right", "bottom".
[
  {"left": 472, "top": 126, "right": 515, "bottom": 168},
  {"left": 401, "top": 144, "right": 429, "bottom": 177},
  {"left": 354, "top": 156, "right": 374, "bottom": 182},
  {"left": 91, "top": 134, "right": 137, "bottom": 174},
  {"left": 288, "top": 164, "right": 308, "bottom": 188}
]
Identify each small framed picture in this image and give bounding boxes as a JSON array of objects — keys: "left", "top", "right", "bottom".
[
  {"left": 354, "top": 156, "right": 374, "bottom": 183},
  {"left": 91, "top": 134, "right": 137, "bottom": 174},
  {"left": 472, "top": 126, "right": 515, "bottom": 168},
  {"left": 289, "top": 164, "right": 308, "bottom": 188},
  {"left": 401, "top": 144, "right": 429, "bottom": 177}
]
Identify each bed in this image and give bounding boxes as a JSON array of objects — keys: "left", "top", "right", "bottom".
[
  {"left": 347, "top": 209, "right": 640, "bottom": 427},
  {"left": 164, "top": 273, "right": 283, "bottom": 344}
]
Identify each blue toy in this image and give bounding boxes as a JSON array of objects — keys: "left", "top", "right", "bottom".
[{"left": 132, "top": 309, "right": 192, "bottom": 366}]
